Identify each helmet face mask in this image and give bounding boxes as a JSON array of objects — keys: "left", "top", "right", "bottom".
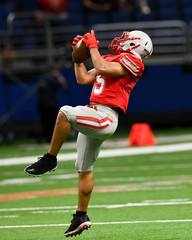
[
  {"left": 108, "top": 30, "right": 153, "bottom": 61},
  {"left": 108, "top": 32, "right": 131, "bottom": 55}
]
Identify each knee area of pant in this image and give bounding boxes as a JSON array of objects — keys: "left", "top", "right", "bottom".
[
  {"left": 59, "top": 105, "right": 73, "bottom": 120},
  {"left": 75, "top": 161, "right": 93, "bottom": 173}
]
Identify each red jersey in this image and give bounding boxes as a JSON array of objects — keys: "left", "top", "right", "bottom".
[{"left": 90, "top": 52, "right": 144, "bottom": 114}]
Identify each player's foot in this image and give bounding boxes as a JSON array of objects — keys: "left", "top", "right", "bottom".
[
  {"left": 64, "top": 214, "right": 91, "bottom": 237},
  {"left": 24, "top": 154, "right": 57, "bottom": 176}
]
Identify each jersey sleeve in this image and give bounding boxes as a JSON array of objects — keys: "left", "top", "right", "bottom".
[{"left": 118, "top": 53, "right": 144, "bottom": 77}]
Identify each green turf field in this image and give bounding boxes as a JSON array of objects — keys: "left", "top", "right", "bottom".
[{"left": 0, "top": 130, "right": 192, "bottom": 240}]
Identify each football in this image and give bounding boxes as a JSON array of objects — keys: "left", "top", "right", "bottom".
[{"left": 72, "top": 39, "right": 91, "bottom": 63}]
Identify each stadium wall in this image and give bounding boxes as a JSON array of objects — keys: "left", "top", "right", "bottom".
[{"left": 0, "top": 65, "right": 192, "bottom": 138}]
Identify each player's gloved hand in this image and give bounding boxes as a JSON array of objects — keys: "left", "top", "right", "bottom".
[
  {"left": 82, "top": 30, "right": 99, "bottom": 50},
  {"left": 72, "top": 35, "right": 83, "bottom": 47}
]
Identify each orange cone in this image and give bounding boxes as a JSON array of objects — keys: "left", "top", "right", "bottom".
[{"left": 128, "top": 123, "right": 156, "bottom": 147}]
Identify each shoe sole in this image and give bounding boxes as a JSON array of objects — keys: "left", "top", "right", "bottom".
[
  {"left": 24, "top": 166, "right": 57, "bottom": 177},
  {"left": 64, "top": 221, "right": 91, "bottom": 237}
]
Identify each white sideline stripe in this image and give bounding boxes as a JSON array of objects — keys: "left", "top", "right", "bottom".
[
  {"left": 32, "top": 210, "right": 74, "bottom": 214},
  {"left": 1, "top": 200, "right": 192, "bottom": 212},
  {"left": 1, "top": 219, "right": 192, "bottom": 229},
  {"left": 0, "top": 215, "right": 18, "bottom": 218},
  {"left": 104, "top": 201, "right": 192, "bottom": 208},
  {"left": 0, "top": 142, "right": 192, "bottom": 166}
]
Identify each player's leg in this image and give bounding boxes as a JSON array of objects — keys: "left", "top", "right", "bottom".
[
  {"left": 78, "top": 171, "right": 94, "bottom": 211},
  {"left": 62, "top": 105, "right": 118, "bottom": 237},
  {"left": 24, "top": 111, "right": 71, "bottom": 176},
  {"left": 64, "top": 133, "right": 103, "bottom": 237},
  {"left": 64, "top": 171, "right": 94, "bottom": 237},
  {"left": 48, "top": 111, "right": 71, "bottom": 156},
  {"left": 76, "top": 133, "right": 103, "bottom": 210},
  {"left": 24, "top": 105, "right": 100, "bottom": 176},
  {"left": 24, "top": 105, "right": 101, "bottom": 176}
]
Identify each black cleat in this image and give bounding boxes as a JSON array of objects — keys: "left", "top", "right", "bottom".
[
  {"left": 24, "top": 154, "right": 57, "bottom": 176},
  {"left": 64, "top": 214, "right": 91, "bottom": 237}
]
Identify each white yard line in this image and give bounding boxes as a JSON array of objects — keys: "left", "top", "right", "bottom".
[
  {"left": 0, "top": 142, "right": 192, "bottom": 166},
  {"left": 32, "top": 210, "right": 74, "bottom": 214},
  {"left": 0, "top": 200, "right": 192, "bottom": 212},
  {"left": 0, "top": 219, "right": 192, "bottom": 229},
  {"left": 19, "top": 134, "right": 192, "bottom": 150},
  {"left": 1, "top": 173, "right": 192, "bottom": 186},
  {"left": 0, "top": 215, "right": 18, "bottom": 218}
]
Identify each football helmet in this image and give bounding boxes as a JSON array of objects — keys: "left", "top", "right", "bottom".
[{"left": 108, "top": 30, "right": 153, "bottom": 61}]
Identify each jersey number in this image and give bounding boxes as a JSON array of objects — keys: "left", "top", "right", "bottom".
[{"left": 93, "top": 76, "right": 105, "bottom": 95}]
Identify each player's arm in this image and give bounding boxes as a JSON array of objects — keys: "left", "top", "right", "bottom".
[
  {"left": 72, "top": 34, "right": 97, "bottom": 85},
  {"left": 74, "top": 63, "right": 97, "bottom": 85},
  {"left": 82, "top": 30, "right": 131, "bottom": 77},
  {"left": 90, "top": 48, "right": 129, "bottom": 77}
]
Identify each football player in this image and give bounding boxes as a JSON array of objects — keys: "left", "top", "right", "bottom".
[{"left": 25, "top": 29, "right": 153, "bottom": 237}]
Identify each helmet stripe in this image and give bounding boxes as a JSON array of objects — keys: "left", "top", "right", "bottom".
[{"left": 131, "top": 44, "right": 141, "bottom": 50}]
